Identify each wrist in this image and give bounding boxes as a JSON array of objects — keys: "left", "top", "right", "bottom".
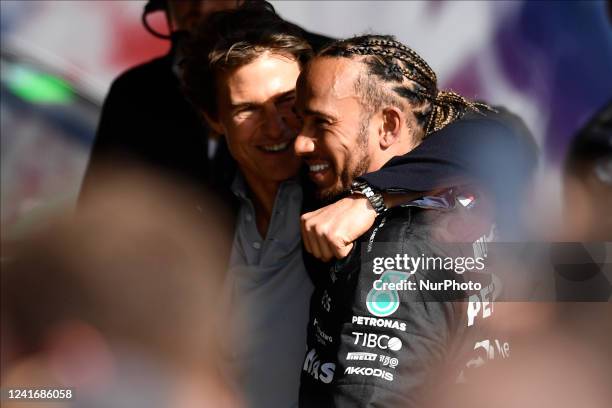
[
  {"left": 350, "top": 180, "right": 387, "bottom": 215},
  {"left": 349, "top": 194, "right": 378, "bottom": 215}
]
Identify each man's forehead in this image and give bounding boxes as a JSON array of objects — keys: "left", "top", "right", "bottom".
[
  {"left": 221, "top": 53, "right": 300, "bottom": 102},
  {"left": 296, "top": 57, "right": 363, "bottom": 120},
  {"left": 304, "top": 57, "right": 361, "bottom": 99}
]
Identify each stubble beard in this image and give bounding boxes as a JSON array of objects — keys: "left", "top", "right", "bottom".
[{"left": 316, "top": 115, "right": 371, "bottom": 203}]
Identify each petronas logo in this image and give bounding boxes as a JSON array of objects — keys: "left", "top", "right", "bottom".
[{"left": 366, "top": 270, "right": 409, "bottom": 317}]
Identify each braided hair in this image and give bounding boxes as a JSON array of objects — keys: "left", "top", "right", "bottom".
[{"left": 318, "top": 35, "right": 493, "bottom": 137}]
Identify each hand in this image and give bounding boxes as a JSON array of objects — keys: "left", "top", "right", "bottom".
[{"left": 301, "top": 195, "right": 377, "bottom": 262}]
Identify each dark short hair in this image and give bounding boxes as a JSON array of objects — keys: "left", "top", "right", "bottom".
[{"left": 181, "top": 2, "right": 312, "bottom": 117}]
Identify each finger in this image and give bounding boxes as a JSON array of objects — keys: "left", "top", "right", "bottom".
[
  {"left": 318, "top": 224, "right": 349, "bottom": 260},
  {"left": 314, "top": 231, "right": 335, "bottom": 262},
  {"left": 308, "top": 224, "right": 329, "bottom": 261},
  {"left": 300, "top": 215, "right": 314, "bottom": 255},
  {"left": 303, "top": 216, "right": 328, "bottom": 261}
]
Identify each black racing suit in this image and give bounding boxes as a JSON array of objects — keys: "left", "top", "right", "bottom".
[{"left": 299, "top": 197, "right": 502, "bottom": 407}]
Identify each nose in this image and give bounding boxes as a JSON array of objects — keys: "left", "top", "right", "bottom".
[
  {"left": 262, "top": 105, "right": 285, "bottom": 140},
  {"left": 294, "top": 132, "right": 315, "bottom": 157}
]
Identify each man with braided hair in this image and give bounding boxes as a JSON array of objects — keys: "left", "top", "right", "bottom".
[
  {"left": 295, "top": 35, "right": 518, "bottom": 407},
  {"left": 296, "top": 35, "right": 492, "bottom": 203}
]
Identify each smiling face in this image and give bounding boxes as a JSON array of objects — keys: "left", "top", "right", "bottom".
[
  {"left": 294, "top": 57, "right": 379, "bottom": 201},
  {"left": 209, "top": 52, "right": 302, "bottom": 192}
]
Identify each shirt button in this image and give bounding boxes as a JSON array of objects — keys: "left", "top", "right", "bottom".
[
  {"left": 252, "top": 241, "right": 261, "bottom": 250},
  {"left": 245, "top": 214, "right": 252, "bottom": 222}
]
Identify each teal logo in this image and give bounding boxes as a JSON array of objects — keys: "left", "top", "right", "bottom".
[{"left": 366, "top": 271, "right": 409, "bottom": 317}]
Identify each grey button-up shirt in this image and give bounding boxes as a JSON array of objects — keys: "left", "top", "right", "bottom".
[{"left": 225, "top": 173, "right": 313, "bottom": 408}]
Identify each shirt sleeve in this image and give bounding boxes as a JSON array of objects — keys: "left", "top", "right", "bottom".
[{"left": 358, "top": 110, "right": 537, "bottom": 195}]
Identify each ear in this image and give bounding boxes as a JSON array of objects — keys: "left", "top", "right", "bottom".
[
  {"left": 378, "top": 107, "right": 403, "bottom": 149},
  {"left": 203, "top": 112, "right": 224, "bottom": 135}
]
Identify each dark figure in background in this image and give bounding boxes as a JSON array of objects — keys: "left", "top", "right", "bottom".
[
  {"left": 79, "top": 0, "right": 240, "bottom": 200},
  {"left": 552, "top": 101, "right": 612, "bottom": 302},
  {"left": 563, "top": 101, "right": 612, "bottom": 241}
]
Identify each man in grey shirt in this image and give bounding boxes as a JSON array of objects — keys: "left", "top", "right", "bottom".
[
  {"left": 182, "top": 4, "right": 317, "bottom": 407},
  {"left": 227, "top": 175, "right": 312, "bottom": 407}
]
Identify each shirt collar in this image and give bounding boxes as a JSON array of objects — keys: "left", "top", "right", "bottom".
[
  {"left": 230, "top": 171, "right": 249, "bottom": 201},
  {"left": 230, "top": 171, "right": 300, "bottom": 202}
]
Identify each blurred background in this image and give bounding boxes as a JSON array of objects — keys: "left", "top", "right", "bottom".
[{"left": 1, "top": 0, "right": 611, "bottom": 236}]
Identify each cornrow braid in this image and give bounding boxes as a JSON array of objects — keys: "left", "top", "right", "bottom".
[
  {"left": 359, "top": 38, "right": 438, "bottom": 85},
  {"left": 319, "top": 35, "right": 494, "bottom": 136},
  {"left": 344, "top": 46, "right": 434, "bottom": 94},
  {"left": 429, "top": 90, "right": 493, "bottom": 134}
]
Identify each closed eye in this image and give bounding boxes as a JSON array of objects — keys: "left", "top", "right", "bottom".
[
  {"left": 302, "top": 108, "right": 336, "bottom": 127},
  {"left": 232, "top": 104, "right": 257, "bottom": 116},
  {"left": 314, "top": 117, "right": 331, "bottom": 126}
]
